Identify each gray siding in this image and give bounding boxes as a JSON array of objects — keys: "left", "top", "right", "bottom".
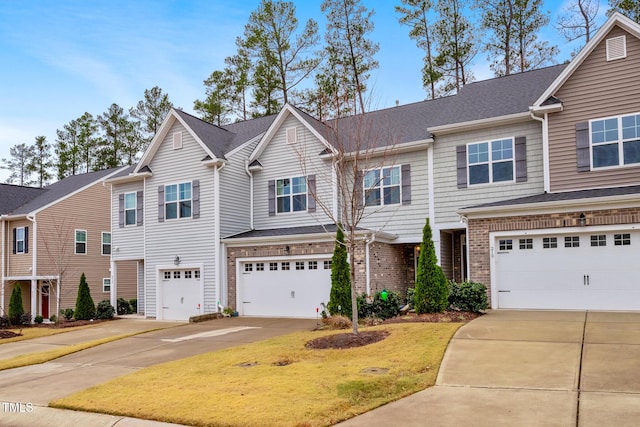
[
  {"left": 219, "top": 141, "right": 256, "bottom": 237},
  {"left": 111, "top": 181, "right": 144, "bottom": 260},
  {"left": 253, "top": 114, "right": 335, "bottom": 229},
  {"left": 549, "top": 26, "right": 640, "bottom": 191},
  {"left": 433, "top": 120, "right": 545, "bottom": 224},
  {"left": 144, "top": 121, "right": 217, "bottom": 318}
]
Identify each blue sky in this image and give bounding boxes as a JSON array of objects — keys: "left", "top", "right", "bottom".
[{"left": 0, "top": 0, "right": 610, "bottom": 183}]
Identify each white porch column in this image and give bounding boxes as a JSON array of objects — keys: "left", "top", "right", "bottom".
[
  {"left": 110, "top": 260, "right": 118, "bottom": 308},
  {"left": 30, "top": 279, "right": 37, "bottom": 320}
]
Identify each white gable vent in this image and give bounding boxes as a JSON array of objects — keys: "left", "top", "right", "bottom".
[
  {"left": 286, "top": 126, "right": 297, "bottom": 144},
  {"left": 606, "top": 35, "right": 627, "bottom": 61},
  {"left": 173, "top": 132, "right": 183, "bottom": 150}
]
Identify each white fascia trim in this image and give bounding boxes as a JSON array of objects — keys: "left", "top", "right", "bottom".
[
  {"left": 5, "top": 275, "right": 57, "bottom": 281},
  {"left": 342, "top": 138, "right": 433, "bottom": 159},
  {"left": 104, "top": 171, "right": 152, "bottom": 185},
  {"left": 533, "top": 13, "right": 640, "bottom": 107},
  {"left": 529, "top": 104, "right": 563, "bottom": 114},
  {"left": 222, "top": 228, "right": 397, "bottom": 246},
  {"left": 428, "top": 112, "right": 531, "bottom": 136},
  {"left": 434, "top": 221, "right": 467, "bottom": 231},
  {"left": 202, "top": 158, "right": 227, "bottom": 168}
]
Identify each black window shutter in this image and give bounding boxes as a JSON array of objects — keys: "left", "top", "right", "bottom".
[
  {"left": 118, "top": 194, "right": 125, "bottom": 228},
  {"left": 576, "top": 121, "right": 590, "bottom": 172},
  {"left": 24, "top": 227, "right": 28, "bottom": 254},
  {"left": 192, "top": 180, "right": 200, "bottom": 219},
  {"left": 515, "top": 136, "right": 527, "bottom": 182},
  {"left": 401, "top": 164, "right": 411, "bottom": 205},
  {"left": 268, "top": 180, "right": 276, "bottom": 216},
  {"left": 355, "top": 170, "right": 364, "bottom": 209},
  {"left": 136, "top": 191, "right": 144, "bottom": 225},
  {"left": 12, "top": 228, "right": 16, "bottom": 254},
  {"left": 456, "top": 145, "right": 468, "bottom": 189},
  {"left": 307, "top": 175, "right": 316, "bottom": 212},
  {"left": 157, "top": 186, "right": 165, "bottom": 222}
]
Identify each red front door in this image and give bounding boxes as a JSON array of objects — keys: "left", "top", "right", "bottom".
[{"left": 41, "top": 285, "right": 49, "bottom": 319}]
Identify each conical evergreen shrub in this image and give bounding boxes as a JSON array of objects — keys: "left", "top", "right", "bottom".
[
  {"left": 327, "top": 226, "right": 352, "bottom": 318},
  {"left": 8, "top": 285, "right": 25, "bottom": 326},
  {"left": 414, "top": 218, "right": 449, "bottom": 313},
  {"left": 74, "top": 273, "right": 96, "bottom": 320}
]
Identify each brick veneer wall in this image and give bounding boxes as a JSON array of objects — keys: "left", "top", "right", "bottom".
[
  {"left": 467, "top": 207, "right": 640, "bottom": 303},
  {"left": 368, "top": 242, "right": 414, "bottom": 298}
]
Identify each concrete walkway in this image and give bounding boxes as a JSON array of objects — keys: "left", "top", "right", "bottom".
[{"left": 338, "top": 310, "right": 640, "bottom": 427}]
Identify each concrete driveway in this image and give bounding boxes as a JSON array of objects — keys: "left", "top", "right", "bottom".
[{"left": 339, "top": 310, "right": 640, "bottom": 427}]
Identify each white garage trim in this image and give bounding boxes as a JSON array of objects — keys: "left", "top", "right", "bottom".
[
  {"left": 155, "top": 263, "right": 204, "bottom": 320},
  {"left": 489, "top": 223, "right": 640, "bottom": 309}
]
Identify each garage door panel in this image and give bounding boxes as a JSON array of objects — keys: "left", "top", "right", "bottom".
[{"left": 162, "top": 269, "right": 201, "bottom": 321}]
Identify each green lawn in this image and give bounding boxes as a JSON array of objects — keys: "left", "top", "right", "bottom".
[{"left": 51, "top": 322, "right": 462, "bottom": 427}]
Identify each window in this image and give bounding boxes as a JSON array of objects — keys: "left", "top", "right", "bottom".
[
  {"left": 543, "top": 237, "right": 558, "bottom": 249},
  {"left": 103, "top": 278, "right": 111, "bottom": 293},
  {"left": 590, "top": 235, "right": 606, "bottom": 247},
  {"left": 163, "top": 271, "right": 171, "bottom": 280},
  {"left": 308, "top": 261, "right": 318, "bottom": 270},
  {"left": 269, "top": 262, "right": 278, "bottom": 271},
  {"left": 185, "top": 270, "right": 192, "bottom": 279},
  {"left": 295, "top": 261, "right": 305, "bottom": 270},
  {"left": 124, "top": 192, "right": 136, "bottom": 225},
  {"left": 519, "top": 238, "right": 533, "bottom": 250},
  {"left": 276, "top": 177, "right": 307, "bottom": 213},
  {"left": 244, "top": 264, "right": 253, "bottom": 272},
  {"left": 256, "top": 263, "right": 265, "bottom": 271},
  {"left": 281, "top": 262, "right": 290, "bottom": 271},
  {"left": 324, "top": 260, "right": 332, "bottom": 270},
  {"left": 75, "top": 230, "right": 87, "bottom": 254},
  {"left": 468, "top": 139, "right": 514, "bottom": 185},
  {"left": 498, "top": 239, "right": 513, "bottom": 251},
  {"left": 565, "top": 236, "right": 580, "bottom": 248},
  {"left": 15, "top": 227, "right": 26, "bottom": 254},
  {"left": 614, "top": 233, "right": 631, "bottom": 246},
  {"left": 194, "top": 270, "right": 200, "bottom": 279},
  {"left": 590, "top": 113, "right": 640, "bottom": 168},
  {"left": 165, "top": 182, "right": 192, "bottom": 219},
  {"left": 364, "top": 166, "right": 400, "bottom": 206},
  {"left": 101, "top": 232, "right": 111, "bottom": 256},
  {"left": 173, "top": 271, "right": 181, "bottom": 279}
]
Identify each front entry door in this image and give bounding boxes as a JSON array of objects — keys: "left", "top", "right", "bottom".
[{"left": 41, "top": 285, "right": 49, "bottom": 318}]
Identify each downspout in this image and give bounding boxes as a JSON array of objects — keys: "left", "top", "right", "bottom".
[
  {"left": 530, "top": 111, "right": 550, "bottom": 193},
  {"left": 427, "top": 142, "right": 435, "bottom": 227},
  {"left": 365, "top": 233, "right": 376, "bottom": 296},
  {"left": 244, "top": 159, "right": 254, "bottom": 230},
  {"left": 26, "top": 214, "right": 37, "bottom": 322},
  {"left": 215, "top": 162, "right": 225, "bottom": 310},
  {"left": 1, "top": 215, "right": 6, "bottom": 313}
]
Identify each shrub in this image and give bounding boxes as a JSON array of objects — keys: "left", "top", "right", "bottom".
[
  {"left": 75, "top": 273, "right": 96, "bottom": 320},
  {"left": 328, "top": 226, "right": 352, "bottom": 318},
  {"left": 96, "top": 300, "right": 115, "bottom": 319},
  {"left": 406, "top": 287, "right": 415, "bottom": 309},
  {"left": 448, "top": 280, "right": 488, "bottom": 313},
  {"left": 128, "top": 298, "right": 138, "bottom": 313},
  {"left": 61, "top": 308, "right": 74, "bottom": 321},
  {"left": 414, "top": 219, "right": 449, "bottom": 313},
  {"left": 49, "top": 314, "right": 57, "bottom": 323},
  {"left": 321, "top": 315, "right": 351, "bottom": 329},
  {"left": 357, "top": 290, "right": 402, "bottom": 320},
  {"left": 0, "top": 315, "right": 9, "bottom": 329},
  {"left": 8, "top": 285, "right": 25, "bottom": 326},
  {"left": 117, "top": 298, "right": 131, "bottom": 315},
  {"left": 34, "top": 315, "right": 44, "bottom": 324},
  {"left": 19, "top": 313, "right": 32, "bottom": 326}
]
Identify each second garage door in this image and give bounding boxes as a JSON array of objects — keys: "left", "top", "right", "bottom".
[
  {"left": 238, "top": 258, "right": 331, "bottom": 318},
  {"left": 495, "top": 229, "right": 640, "bottom": 310}
]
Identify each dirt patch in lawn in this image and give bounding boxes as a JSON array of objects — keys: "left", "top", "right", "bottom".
[
  {"left": 0, "top": 330, "right": 21, "bottom": 339},
  {"left": 306, "top": 330, "right": 390, "bottom": 350},
  {"left": 383, "top": 311, "right": 482, "bottom": 324}
]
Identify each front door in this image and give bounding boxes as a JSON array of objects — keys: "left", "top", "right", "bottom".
[{"left": 41, "top": 285, "right": 50, "bottom": 318}]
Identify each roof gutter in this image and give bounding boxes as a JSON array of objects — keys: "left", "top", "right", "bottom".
[
  {"left": 340, "top": 138, "right": 433, "bottom": 159},
  {"left": 104, "top": 171, "right": 152, "bottom": 185},
  {"left": 1, "top": 215, "right": 6, "bottom": 312},
  {"left": 428, "top": 112, "right": 531, "bottom": 136},
  {"left": 25, "top": 214, "right": 37, "bottom": 320}
]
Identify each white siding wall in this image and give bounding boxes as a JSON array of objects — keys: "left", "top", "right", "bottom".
[
  {"left": 433, "top": 120, "right": 545, "bottom": 224},
  {"left": 253, "top": 114, "right": 335, "bottom": 229},
  {"left": 219, "top": 141, "right": 256, "bottom": 237},
  {"left": 358, "top": 149, "right": 429, "bottom": 241},
  {"left": 144, "top": 122, "right": 218, "bottom": 317},
  {"left": 111, "top": 181, "right": 145, "bottom": 260}
]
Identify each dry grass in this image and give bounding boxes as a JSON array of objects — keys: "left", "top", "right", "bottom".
[
  {"left": 51, "top": 323, "right": 462, "bottom": 427},
  {"left": 0, "top": 325, "right": 97, "bottom": 344}
]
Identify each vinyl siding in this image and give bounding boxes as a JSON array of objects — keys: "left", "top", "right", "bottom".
[
  {"left": 433, "top": 120, "right": 545, "bottom": 224},
  {"left": 358, "top": 150, "right": 429, "bottom": 240},
  {"left": 5, "top": 219, "right": 32, "bottom": 277},
  {"left": 137, "top": 260, "right": 144, "bottom": 314},
  {"left": 116, "top": 260, "right": 137, "bottom": 300},
  {"left": 111, "top": 181, "right": 145, "bottom": 260},
  {"left": 253, "top": 114, "right": 335, "bottom": 229},
  {"left": 144, "top": 121, "right": 217, "bottom": 318},
  {"left": 219, "top": 141, "right": 256, "bottom": 237},
  {"left": 548, "top": 26, "right": 640, "bottom": 192}
]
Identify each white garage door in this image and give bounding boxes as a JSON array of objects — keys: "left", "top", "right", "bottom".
[
  {"left": 239, "top": 259, "right": 331, "bottom": 318},
  {"left": 161, "top": 269, "right": 201, "bottom": 320},
  {"left": 495, "top": 230, "right": 640, "bottom": 310}
]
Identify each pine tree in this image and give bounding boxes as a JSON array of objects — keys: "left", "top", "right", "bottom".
[
  {"left": 414, "top": 218, "right": 449, "bottom": 313},
  {"left": 8, "top": 285, "right": 25, "bottom": 326},
  {"left": 74, "top": 273, "right": 96, "bottom": 320},
  {"left": 607, "top": 0, "right": 640, "bottom": 22},
  {"left": 328, "top": 226, "right": 352, "bottom": 318},
  {"left": 27, "top": 136, "right": 53, "bottom": 188},
  {"left": 129, "top": 86, "right": 173, "bottom": 149},
  {"left": 1, "top": 143, "right": 35, "bottom": 186}
]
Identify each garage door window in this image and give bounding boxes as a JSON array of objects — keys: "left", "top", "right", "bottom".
[
  {"left": 270, "top": 262, "right": 278, "bottom": 270},
  {"left": 614, "top": 234, "right": 631, "bottom": 245},
  {"left": 194, "top": 270, "right": 200, "bottom": 279},
  {"left": 173, "top": 271, "right": 181, "bottom": 278},
  {"left": 590, "top": 235, "right": 606, "bottom": 247},
  {"left": 163, "top": 271, "right": 171, "bottom": 280},
  {"left": 256, "top": 263, "right": 264, "bottom": 271},
  {"left": 309, "top": 261, "right": 318, "bottom": 270},
  {"left": 324, "top": 260, "right": 332, "bottom": 269},
  {"left": 565, "top": 236, "right": 580, "bottom": 247},
  {"left": 281, "top": 262, "right": 290, "bottom": 270},
  {"left": 185, "top": 271, "right": 192, "bottom": 279},
  {"left": 499, "top": 239, "right": 513, "bottom": 251},
  {"left": 296, "top": 261, "right": 305, "bottom": 270},
  {"left": 244, "top": 264, "right": 253, "bottom": 272},
  {"left": 519, "top": 238, "right": 533, "bottom": 249},
  {"left": 543, "top": 237, "right": 558, "bottom": 248}
]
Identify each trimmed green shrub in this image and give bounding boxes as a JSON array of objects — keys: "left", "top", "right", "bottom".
[
  {"left": 8, "top": 285, "right": 25, "bottom": 326},
  {"left": 74, "top": 273, "right": 96, "bottom": 320},
  {"left": 414, "top": 218, "right": 449, "bottom": 313},
  {"left": 0, "top": 315, "right": 9, "bottom": 329},
  {"left": 328, "top": 226, "right": 352, "bottom": 318},
  {"left": 129, "top": 298, "right": 138, "bottom": 313},
  {"left": 60, "top": 308, "right": 74, "bottom": 321},
  {"left": 96, "top": 300, "right": 115, "bottom": 319},
  {"left": 49, "top": 314, "right": 57, "bottom": 323},
  {"left": 34, "top": 315, "right": 44, "bottom": 324},
  {"left": 117, "top": 297, "right": 131, "bottom": 315},
  {"left": 357, "top": 290, "right": 402, "bottom": 320},
  {"left": 406, "top": 287, "right": 415, "bottom": 309},
  {"left": 19, "top": 313, "right": 32, "bottom": 325},
  {"left": 448, "top": 280, "right": 488, "bottom": 313}
]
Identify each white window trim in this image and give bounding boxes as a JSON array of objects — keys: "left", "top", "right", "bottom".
[
  {"left": 15, "top": 227, "right": 25, "bottom": 254},
  {"left": 103, "top": 278, "right": 111, "bottom": 293},
  {"left": 165, "top": 182, "right": 192, "bottom": 220},
  {"left": 75, "top": 229, "right": 87, "bottom": 255},
  {"left": 466, "top": 138, "right": 516, "bottom": 186},
  {"left": 286, "top": 126, "right": 298, "bottom": 144},
  {"left": 124, "top": 191, "right": 137, "bottom": 226},
  {"left": 275, "top": 176, "right": 307, "bottom": 214},
  {"left": 173, "top": 132, "right": 183, "bottom": 149},
  {"left": 101, "top": 232, "right": 111, "bottom": 256},
  {"left": 589, "top": 112, "right": 640, "bottom": 170},
  {"left": 363, "top": 165, "right": 402, "bottom": 207}
]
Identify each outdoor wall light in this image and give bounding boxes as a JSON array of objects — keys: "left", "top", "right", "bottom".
[
  {"left": 174, "top": 255, "right": 181, "bottom": 266},
  {"left": 579, "top": 213, "right": 586, "bottom": 227}
]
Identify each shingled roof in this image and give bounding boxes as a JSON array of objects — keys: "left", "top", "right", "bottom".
[{"left": 0, "top": 184, "right": 47, "bottom": 215}]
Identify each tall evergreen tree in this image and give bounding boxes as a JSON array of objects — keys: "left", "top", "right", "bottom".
[
  {"left": 74, "top": 273, "right": 96, "bottom": 320},
  {"left": 194, "top": 69, "right": 235, "bottom": 125},
  {"left": 511, "top": 0, "right": 558, "bottom": 72},
  {"left": 328, "top": 226, "right": 352, "bottom": 318},
  {"left": 1, "top": 143, "right": 34, "bottom": 186},
  {"left": 27, "top": 136, "right": 53, "bottom": 188},
  {"left": 55, "top": 119, "right": 80, "bottom": 180},
  {"left": 414, "top": 218, "right": 449, "bottom": 313},
  {"left": 477, "top": 0, "right": 516, "bottom": 76},
  {"left": 77, "top": 112, "right": 99, "bottom": 173},
  {"left": 321, "top": 0, "right": 380, "bottom": 115},
  {"left": 129, "top": 86, "right": 173, "bottom": 148},
  {"left": 249, "top": 57, "right": 282, "bottom": 117},
  {"left": 608, "top": 0, "right": 640, "bottom": 22},
  {"left": 225, "top": 50, "right": 252, "bottom": 121},
  {"left": 97, "top": 103, "right": 130, "bottom": 169}
]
